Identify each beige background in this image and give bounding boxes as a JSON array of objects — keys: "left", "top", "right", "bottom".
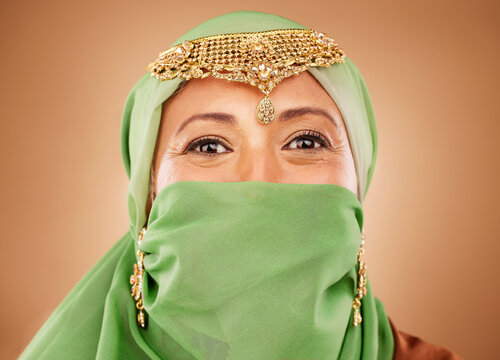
[{"left": 1, "top": 0, "right": 499, "bottom": 358}]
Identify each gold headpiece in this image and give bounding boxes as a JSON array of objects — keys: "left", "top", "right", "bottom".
[{"left": 147, "top": 28, "right": 345, "bottom": 124}]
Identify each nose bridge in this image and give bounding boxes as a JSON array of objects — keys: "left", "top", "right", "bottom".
[{"left": 237, "top": 137, "right": 282, "bottom": 183}]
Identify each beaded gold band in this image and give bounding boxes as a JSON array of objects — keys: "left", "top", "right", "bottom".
[
  {"left": 130, "top": 227, "right": 147, "bottom": 328},
  {"left": 146, "top": 28, "right": 345, "bottom": 124},
  {"left": 352, "top": 230, "right": 368, "bottom": 326}
]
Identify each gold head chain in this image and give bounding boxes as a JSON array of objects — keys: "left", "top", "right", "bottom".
[{"left": 146, "top": 28, "right": 345, "bottom": 124}]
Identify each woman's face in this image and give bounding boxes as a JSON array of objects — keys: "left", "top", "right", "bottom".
[{"left": 153, "top": 71, "right": 357, "bottom": 197}]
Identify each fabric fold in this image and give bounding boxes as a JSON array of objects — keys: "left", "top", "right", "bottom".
[{"left": 19, "top": 10, "right": 393, "bottom": 360}]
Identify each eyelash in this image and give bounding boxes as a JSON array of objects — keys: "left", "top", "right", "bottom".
[
  {"left": 185, "top": 135, "right": 229, "bottom": 157},
  {"left": 185, "top": 130, "right": 329, "bottom": 157},
  {"left": 284, "top": 130, "right": 329, "bottom": 151}
]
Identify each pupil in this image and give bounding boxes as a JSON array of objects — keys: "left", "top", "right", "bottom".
[
  {"left": 202, "top": 143, "right": 217, "bottom": 152},
  {"left": 300, "top": 139, "right": 313, "bottom": 148}
]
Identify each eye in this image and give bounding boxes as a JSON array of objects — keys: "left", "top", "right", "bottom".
[
  {"left": 186, "top": 136, "right": 231, "bottom": 156},
  {"left": 283, "top": 130, "right": 329, "bottom": 150}
]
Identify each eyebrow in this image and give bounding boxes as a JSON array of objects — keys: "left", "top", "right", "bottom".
[
  {"left": 278, "top": 106, "right": 340, "bottom": 130},
  {"left": 174, "top": 106, "right": 340, "bottom": 136},
  {"left": 175, "top": 112, "right": 236, "bottom": 136}
]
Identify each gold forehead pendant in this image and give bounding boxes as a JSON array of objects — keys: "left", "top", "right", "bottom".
[{"left": 146, "top": 29, "right": 345, "bottom": 125}]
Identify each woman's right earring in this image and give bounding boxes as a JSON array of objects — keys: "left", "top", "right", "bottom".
[
  {"left": 352, "top": 229, "right": 367, "bottom": 327},
  {"left": 130, "top": 227, "right": 147, "bottom": 329}
]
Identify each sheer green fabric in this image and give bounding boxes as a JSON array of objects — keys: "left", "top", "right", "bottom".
[
  {"left": 20, "top": 10, "right": 393, "bottom": 360},
  {"left": 138, "top": 180, "right": 394, "bottom": 359}
]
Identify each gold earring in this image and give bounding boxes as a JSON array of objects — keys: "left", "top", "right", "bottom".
[
  {"left": 352, "top": 229, "right": 367, "bottom": 327},
  {"left": 130, "top": 227, "right": 147, "bottom": 329}
]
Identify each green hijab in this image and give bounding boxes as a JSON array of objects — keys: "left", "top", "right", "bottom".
[
  {"left": 123, "top": 11, "right": 378, "bottom": 236},
  {"left": 19, "top": 10, "right": 393, "bottom": 360}
]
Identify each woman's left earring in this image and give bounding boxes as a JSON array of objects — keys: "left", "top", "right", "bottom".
[
  {"left": 130, "top": 227, "right": 147, "bottom": 329},
  {"left": 352, "top": 229, "right": 367, "bottom": 327}
]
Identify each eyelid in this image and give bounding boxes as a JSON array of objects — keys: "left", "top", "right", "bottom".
[
  {"left": 184, "top": 129, "right": 330, "bottom": 155},
  {"left": 283, "top": 129, "right": 330, "bottom": 149},
  {"left": 185, "top": 135, "right": 232, "bottom": 154}
]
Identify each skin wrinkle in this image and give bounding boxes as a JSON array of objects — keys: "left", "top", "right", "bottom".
[
  {"left": 175, "top": 106, "right": 340, "bottom": 136},
  {"left": 146, "top": 71, "right": 358, "bottom": 218}
]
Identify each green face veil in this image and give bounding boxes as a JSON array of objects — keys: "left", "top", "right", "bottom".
[{"left": 19, "top": 10, "right": 393, "bottom": 360}]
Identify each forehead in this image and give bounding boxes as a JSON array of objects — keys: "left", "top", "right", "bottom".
[{"left": 162, "top": 71, "right": 341, "bottom": 117}]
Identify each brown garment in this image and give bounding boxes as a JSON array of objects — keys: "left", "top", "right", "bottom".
[{"left": 388, "top": 317, "right": 464, "bottom": 360}]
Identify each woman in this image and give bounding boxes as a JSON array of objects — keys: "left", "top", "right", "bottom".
[{"left": 19, "top": 10, "right": 462, "bottom": 359}]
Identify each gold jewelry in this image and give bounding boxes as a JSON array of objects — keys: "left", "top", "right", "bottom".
[
  {"left": 352, "top": 229, "right": 367, "bottom": 327},
  {"left": 130, "top": 226, "right": 147, "bottom": 329},
  {"left": 146, "top": 28, "right": 345, "bottom": 125}
]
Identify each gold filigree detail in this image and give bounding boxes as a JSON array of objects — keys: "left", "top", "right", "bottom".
[
  {"left": 256, "top": 96, "right": 275, "bottom": 124},
  {"left": 130, "top": 227, "right": 147, "bottom": 329},
  {"left": 146, "top": 29, "right": 345, "bottom": 124},
  {"left": 352, "top": 230, "right": 368, "bottom": 327}
]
